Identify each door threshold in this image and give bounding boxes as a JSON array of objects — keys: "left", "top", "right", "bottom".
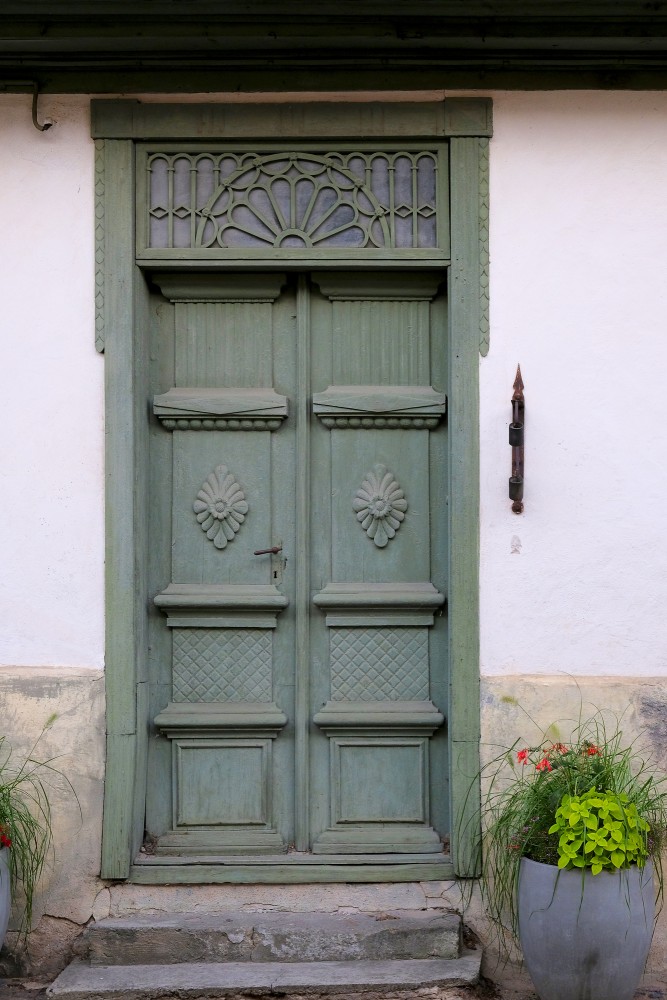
[{"left": 129, "top": 852, "right": 454, "bottom": 884}]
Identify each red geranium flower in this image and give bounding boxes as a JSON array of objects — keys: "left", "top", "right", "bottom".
[
  {"left": 517, "top": 749, "right": 529, "bottom": 765},
  {"left": 535, "top": 758, "right": 553, "bottom": 772}
]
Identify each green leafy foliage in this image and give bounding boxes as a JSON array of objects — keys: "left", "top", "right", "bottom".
[
  {"left": 549, "top": 789, "right": 650, "bottom": 875},
  {"left": 468, "top": 708, "right": 667, "bottom": 956}
]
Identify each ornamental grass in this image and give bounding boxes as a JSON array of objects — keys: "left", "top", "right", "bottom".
[
  {"left": 476, "top": 704, "right": 667, "bottom": 951},
  {"left": 0, "top": 715, "right": 78, "bottom": 939}
]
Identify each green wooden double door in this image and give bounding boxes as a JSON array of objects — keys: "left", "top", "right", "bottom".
[{"left": 146, "top": 268, "right": 449, "bottom": 858}]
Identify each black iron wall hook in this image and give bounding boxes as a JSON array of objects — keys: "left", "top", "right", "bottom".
[
  {"left": 31, "top": 83, "right": 53, "bottom": 132},
  {"left": 509, "top": 365, "right": 524, "bottom": 514},
  {"left": 0, "top": 82, "right": 54, "bottom": 131}
]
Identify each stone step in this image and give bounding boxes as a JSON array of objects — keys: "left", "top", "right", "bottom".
[
  {"left": 47, "top": 954, "right": 482, "bottom": 999},
  {"left": 84, "top": 910, "right": 462, "bottom": 966}
]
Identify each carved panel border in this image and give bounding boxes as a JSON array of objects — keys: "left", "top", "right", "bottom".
[
  {"left": 330, "top": 737, "right": 429, "bottom": 827},
  {"left": 174, "top": 738, "right": 273, "bottom": 828}
]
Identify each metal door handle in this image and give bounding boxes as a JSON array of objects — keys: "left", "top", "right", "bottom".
[{"left": 253, "top": 545, "right": 283, "bottom": 555}]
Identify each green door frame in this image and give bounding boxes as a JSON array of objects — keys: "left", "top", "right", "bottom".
[{"left": 93, "top": 96, "right": 490, "bottom": 883}]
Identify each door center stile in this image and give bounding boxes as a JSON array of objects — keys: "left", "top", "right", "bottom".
[{"left": 294, "top": 274, "right": 312, "bottom": 852}]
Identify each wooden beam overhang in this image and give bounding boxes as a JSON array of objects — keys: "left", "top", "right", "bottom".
[{"left": 2, "top": 2, "right": 667, "bottom": 91}]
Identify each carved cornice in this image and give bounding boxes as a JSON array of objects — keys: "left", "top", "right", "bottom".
[
  {"left": 155, "top": 583, "right": 288, "bottom": 628},
  {"left": 313, "top": 582, "right": 444, "bottom": 626},
  {"left": 321, "top": 416, "right": 440, "bottom": 429},
  {"left": 313, "top": 386, "right": 446, "bottom": 430},
  {"left": 312, "top": 272, "right": 443, "bottom": 301},
  {"left": 154, "top": 388, "right": 288, "bottom": 430},
  {"left": 313, "top": 699, "right": 444, "bottom": 736},
  {"left": 154, "top": 701, "right": 287, "bottom": 739},
  {"left": 152, "top": 273, "right": 286, "bottom": 302}
]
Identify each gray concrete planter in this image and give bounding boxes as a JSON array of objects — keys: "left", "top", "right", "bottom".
[{"left": 518, "top": 857, "right": 654, "bottom": 1000}]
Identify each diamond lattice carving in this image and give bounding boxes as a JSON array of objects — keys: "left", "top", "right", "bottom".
[
  {"left": 173, "top": 629, "right": 272, "bottom": 702},
  {"left": 330, "top": 628, "right": 429, "bottom": 702}
]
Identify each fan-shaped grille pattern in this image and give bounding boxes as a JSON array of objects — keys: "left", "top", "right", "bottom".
[
  {"left": 173, "top": 629, "right": 272, "bottom": 702},
  {"left": 330, "top": 627, "right": 429, "bottom": 702},
  {"left": 147, "top": 150, "right": 438, "bottom": 251}
]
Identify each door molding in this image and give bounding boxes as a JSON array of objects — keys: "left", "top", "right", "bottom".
[{"left": 95, "top": 97, "right": 490, "bottom": 881}]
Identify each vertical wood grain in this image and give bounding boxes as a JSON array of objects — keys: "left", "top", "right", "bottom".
[
  {"left": 102, "top": 139, "right": 141, "bottom": 877},
  {"left": 295, "top": 275, "right": 311, "bottom": 851},
  {"left": 448, "top": 136, "right": 483, "bottom": 877}
]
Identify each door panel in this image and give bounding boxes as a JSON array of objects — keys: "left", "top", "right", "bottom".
[
  {"left": 309, "top": 273, "right": 448, "bottom": 854},
  {"left": 146, "top": 271, "right": 448, "bottom": 857},
  {"left": 147, "top": 274, "right": 296, "bottom": 855}
]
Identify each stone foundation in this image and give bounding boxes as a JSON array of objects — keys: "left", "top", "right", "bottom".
[{"left": 1, "top": 669, "right": 666, "bottom": 989}]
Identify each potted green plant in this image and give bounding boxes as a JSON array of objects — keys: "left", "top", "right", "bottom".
[
  {"left": 0, "top": 716, "right": 62, "bottom": 950},
  {"left": 479, "top": 710, "right": 667, "bottom": 1000}
]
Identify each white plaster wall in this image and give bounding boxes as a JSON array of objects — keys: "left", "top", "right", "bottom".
[
  {"left": 3, "top": 85, "right": 667, "bottom": 982},
  {"left": 0, "top": 95, "right": 104, "bottom": 669},
  {"left": 483, "top": 91, "right": 667, "bottom": 677},
  {"left": 3, "top": 89, "right": 667, "bottom": 679}
]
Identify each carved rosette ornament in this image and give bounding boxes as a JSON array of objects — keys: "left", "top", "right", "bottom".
[
  {"left": 352, "top": 464, "right": 407, "bottom": 548},
  {"left": 193, "top": 465, "right": 248, "bottom": 549}
]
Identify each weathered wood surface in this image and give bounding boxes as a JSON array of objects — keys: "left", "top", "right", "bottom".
[
  {"left": 5, "top": 8, "right": 667, "bottom": 90},
  {"left": 129, "top": 862, "right": 455, "bottom": 884}
]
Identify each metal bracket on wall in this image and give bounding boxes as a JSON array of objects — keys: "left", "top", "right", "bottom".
[{"left": 509, "top": 365, "right": 524, "bottom": 514}]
